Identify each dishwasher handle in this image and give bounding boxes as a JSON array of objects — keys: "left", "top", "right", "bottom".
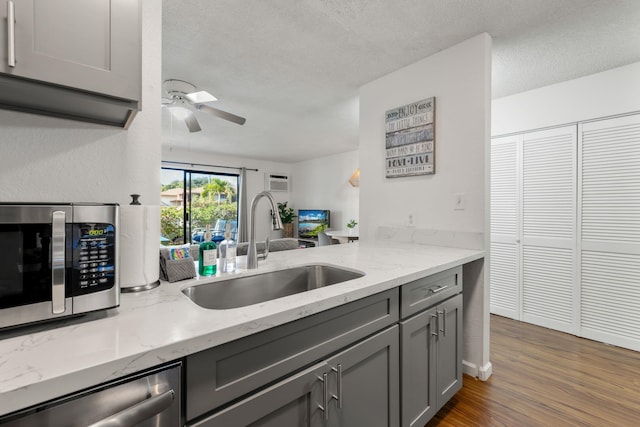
[{"left": 88, "top": 389, "right": 175, "bottom": 427}]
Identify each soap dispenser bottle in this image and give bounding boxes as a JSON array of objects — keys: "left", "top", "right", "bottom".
[
  {"left": 199, "top": 224, "right": 217, "bottom": 276},
  {"left": 219, "top": 223, "right": 237, "bottom": 273}
]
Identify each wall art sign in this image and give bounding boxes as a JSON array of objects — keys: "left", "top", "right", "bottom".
[{"left": 385, "top": 97, "right": 435, "bottom": 177}]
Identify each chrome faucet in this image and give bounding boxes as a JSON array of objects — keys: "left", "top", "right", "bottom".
[{"left": 247, "top": 191, "right": 283, "bottom": 269}]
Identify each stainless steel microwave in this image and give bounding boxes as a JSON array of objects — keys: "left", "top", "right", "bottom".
[{"left": 0, "top": 203, "right": 119, "bottom": 330}]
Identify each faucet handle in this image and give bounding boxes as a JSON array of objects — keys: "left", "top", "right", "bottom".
[
  {"left": 264, "top": 236, "right": 270, "bottom": 259},
  {"left": 258, "top": 236, "right": 270, "bottom": 261}
]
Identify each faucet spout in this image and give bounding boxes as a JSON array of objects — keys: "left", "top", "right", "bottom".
[{"left": 247, "top": 191, "right": 283, "bottom": 269}]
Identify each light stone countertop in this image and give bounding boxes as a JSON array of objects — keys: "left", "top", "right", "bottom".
[{"left": 0, "top": 241, "right": 484, "bottom": 417}]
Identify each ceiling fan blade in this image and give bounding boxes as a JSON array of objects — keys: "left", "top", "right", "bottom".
[
  {"left": 196, "top": 104, "right": 246, "bottom": 126},
  {"left": 184, "top": 111, "right": 202, "bottom": 132}
]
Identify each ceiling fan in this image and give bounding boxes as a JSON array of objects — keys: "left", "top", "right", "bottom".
[{"left": 162, "top": 79, "right": 246, "bottom": 132}]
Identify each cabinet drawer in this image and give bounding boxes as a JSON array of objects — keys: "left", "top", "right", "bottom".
[
  {"left": 186, "top": 289, "right": 399, "bottom": 421},
  {"left": 400, "top": 267, "right": 462, "bottom": 318}
]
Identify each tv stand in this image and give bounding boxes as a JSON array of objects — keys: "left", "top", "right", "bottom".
[{"left": 297, "top": 238, "right": 317, "bottom": 248}]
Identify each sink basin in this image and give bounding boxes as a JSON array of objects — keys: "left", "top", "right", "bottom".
[{"left": 182, "top": 264, "right": 365, "bottom": 309}]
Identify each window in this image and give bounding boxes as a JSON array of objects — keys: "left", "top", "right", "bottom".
[{"left": 161, "top": 168, "right": 238, "bottom": 245}]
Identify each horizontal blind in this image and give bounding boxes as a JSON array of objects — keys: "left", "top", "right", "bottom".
[
  {"left": 582, "top": 120, "right": 640, "bottom": 244},
  {"left": 523, "top": 129, "right": 575, "bottom": 239}
]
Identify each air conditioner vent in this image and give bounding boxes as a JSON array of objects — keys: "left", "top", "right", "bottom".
[{"left": 265, "top": 173, "right": 290, "bottom": 192}]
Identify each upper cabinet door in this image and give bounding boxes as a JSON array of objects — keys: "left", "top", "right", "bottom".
[{"left": 1, "top": 0, "right": 140, "bottom": 101}]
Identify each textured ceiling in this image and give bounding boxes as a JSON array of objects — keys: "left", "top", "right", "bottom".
[{"left": 162, "top": 0, "right": 640, "bottom": 163}]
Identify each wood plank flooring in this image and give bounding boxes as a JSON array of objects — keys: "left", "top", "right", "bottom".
[{"left": 426, "top": 315, "right": 640, "bottom": 427}]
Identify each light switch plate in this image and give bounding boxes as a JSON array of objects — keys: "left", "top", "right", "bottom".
[{"left": 454, "top": 193, "right": 466, "bottom": 210}]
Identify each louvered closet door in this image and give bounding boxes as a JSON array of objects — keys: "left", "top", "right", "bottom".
[
  {"left": 579, "top": 114, "right": 640, "bottom": 351},
  {"left": 490, "top": 134, "right": 520, "bottom": 319},
  {"left": 521, "top": 126, "right": 577, "bottom": 334}
]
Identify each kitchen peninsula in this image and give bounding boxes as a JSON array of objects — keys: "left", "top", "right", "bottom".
[{"left": 0, "top": 241, "right": 484, "bottom": 424}]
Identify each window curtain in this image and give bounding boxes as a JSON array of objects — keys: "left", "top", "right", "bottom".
[{"left": 237, "top": 167, "right": 248, "bottom": 242}]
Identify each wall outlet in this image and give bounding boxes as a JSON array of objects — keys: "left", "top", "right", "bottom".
[{"left": 454, "top": 193, "right": 466, "bottom": 210}]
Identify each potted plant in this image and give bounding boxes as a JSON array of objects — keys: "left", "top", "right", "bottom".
[
  {"left": 278, "top": 202, "right": 297, "bottom": 238},
  {"left": 346, "top": 219, "right": 358, "bottom": 236}
]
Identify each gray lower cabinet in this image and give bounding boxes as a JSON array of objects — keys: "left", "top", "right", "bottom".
[
  {"left": 326, "top": 325, "right": 399, "bottom": 427},
  {"left": 435, "top": 294, "right": 463, "bottom": 407},
  {"left": 191, "top": 325, "right": 399, "bottom": 427},
  {"left": 191, "top": 361, "right": 329, "bottom": 427},
  {"left": 400, "top": 293, "right": 463, "bottom": 427},
  {"left": 186, "top": 289, "right": 398, "bottom": 422},
  {"left": 185, "top": 267, "right": 464, "bottom": 427}
]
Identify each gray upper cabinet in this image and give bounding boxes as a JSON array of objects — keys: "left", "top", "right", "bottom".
[{"left": 0, "top": 0, "right": 141, "bottom": 127}]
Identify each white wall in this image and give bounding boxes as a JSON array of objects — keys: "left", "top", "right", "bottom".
[
  {"left": 161, "top": 147, "right": 293, "bottom": 241},
  {"left": 359, "top": 33, "right": 492, "bottom": 379},
  {"left": 359, "top": 34, "right": 490, "bottom": 243},
  {"left": 493, "top": 61, "right": 640, "bottom": 136},
  {"left": 291, "top": 150, "right": 359, "bottom": 233},
  {"left": 0, "top": 1, "right": 161, "bottom": 207}
]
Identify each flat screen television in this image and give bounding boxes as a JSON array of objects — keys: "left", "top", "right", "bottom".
[{"left": 298, "top": 209, "right": 330, "bottom": 239}]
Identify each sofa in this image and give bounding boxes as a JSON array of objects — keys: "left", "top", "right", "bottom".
[
  {"left": 189, "top": 238, "right": 299, "bottom": 260},
  {"left": 236, "top": 238, "right": 299, "bottom": 256}
]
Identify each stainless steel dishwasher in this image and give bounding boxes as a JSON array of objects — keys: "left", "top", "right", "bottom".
[{"left": 0, "top": 362, "right": 181, "bottom": 426}]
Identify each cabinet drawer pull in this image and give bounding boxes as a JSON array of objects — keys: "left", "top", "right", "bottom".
[
  {"left": 7, "top": 0, "right": 16, "bottom": 67},
  {"left": 331, "top": 364, "right": 343, "bottom": 408},
  {"left": 430, "top": 285, "right": 448, "bottom": 294},
  {"left": 318, "top": 372, "right": 329, "bottom": 421}
]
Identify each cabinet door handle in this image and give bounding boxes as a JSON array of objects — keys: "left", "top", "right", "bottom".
[
  {"left": 7, "top": 0, "right": 16, "bottom": 67},
  {"left": 331, "top": 364, "right": 343, "bottom": 409},
  {"left": 431, "top": 313, "right": 439, "bottom": 337},
  {"left": 439, "top": 309, "right": 446, "bottom": 336},
  {"left": 318, "top": 372, "right": 329, "bottom": 421},
  {"left": 430, "top": 285, "right": 448, "bottom": 293}
]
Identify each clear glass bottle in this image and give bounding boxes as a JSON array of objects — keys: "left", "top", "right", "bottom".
[
  {"left": 198, "top": 224, "right": 217, "bottom": 276},
  {"left": 219, "top": 224, "right": 237, "bottom": 273}
]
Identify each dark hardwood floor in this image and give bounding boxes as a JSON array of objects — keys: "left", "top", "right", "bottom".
[{"left": 427, "top": 314, "right": 640, "bottom": 427}]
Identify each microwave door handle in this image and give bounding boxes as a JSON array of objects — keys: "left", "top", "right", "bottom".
[
  {"left": 88, "top": 389, "right": 175, "bottom": 427},
  {"left": 51, "top": 211, "right": 66, "bottom": 314}
]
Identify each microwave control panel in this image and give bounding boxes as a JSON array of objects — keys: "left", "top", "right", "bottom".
[{"left": 72, "top": 223, "right": 116, "bottom": 295}]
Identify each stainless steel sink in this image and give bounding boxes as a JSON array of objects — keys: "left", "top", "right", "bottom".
[{"left": 182, "top": 264, "right": 365, "bottom": 309}]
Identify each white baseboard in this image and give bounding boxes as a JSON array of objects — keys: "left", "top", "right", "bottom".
[{"left": 462, "top": 360, "right": 493, "bottom": 381}]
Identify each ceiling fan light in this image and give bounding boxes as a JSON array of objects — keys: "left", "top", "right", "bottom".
[
  {"left": 170, "top": 106, "right": 191, "bottom": 120},
  {"left": 185, "top": 91, "right": 217, "bottom": 104}
]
